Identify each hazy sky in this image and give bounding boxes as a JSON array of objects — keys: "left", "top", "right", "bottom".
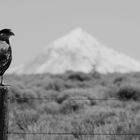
[{"left": 0, "top": 0, "right": 140, "bottom": 67}]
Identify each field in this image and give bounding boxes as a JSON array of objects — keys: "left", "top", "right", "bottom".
[{"left": 5, "top": 71, "right": 140, "bottom": 140}]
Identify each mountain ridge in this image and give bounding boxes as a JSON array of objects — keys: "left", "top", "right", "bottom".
[{"left": 9, "top": 28, "right": 140, "bottom": 74}]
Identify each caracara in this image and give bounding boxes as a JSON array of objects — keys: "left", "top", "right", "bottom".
[{"left": 0, "top": 29, "right": 14, "bottom": 85}]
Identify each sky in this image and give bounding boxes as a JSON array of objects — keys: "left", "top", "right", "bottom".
[{"left": 0, "top": 0, "right": 140, "bottom": 67}]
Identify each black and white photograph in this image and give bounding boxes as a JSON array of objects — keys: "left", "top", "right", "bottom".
[{"left": 0, "top": 0, "right": 140, "bottom": 140}]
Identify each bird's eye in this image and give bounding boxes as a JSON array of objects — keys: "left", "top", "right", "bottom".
[{"left": 0, "top": 33, "right": 4, "bottom": 36}]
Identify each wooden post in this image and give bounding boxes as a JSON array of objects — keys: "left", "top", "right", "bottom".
[{"left": 0, "top": 86, "right": 9, "bottom": 140}]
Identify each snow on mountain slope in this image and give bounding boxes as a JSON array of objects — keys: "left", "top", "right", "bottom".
[{"left": 11, "top": 28, "right": 140, "bottom": 74}]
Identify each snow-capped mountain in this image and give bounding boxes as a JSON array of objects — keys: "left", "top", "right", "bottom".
[{"left": 10, "top": 28, "right": 140, "bottom": 74}]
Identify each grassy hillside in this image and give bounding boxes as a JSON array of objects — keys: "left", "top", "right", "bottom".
[{"left": 5, "top": 71, "right": 140, "bottom": 140}]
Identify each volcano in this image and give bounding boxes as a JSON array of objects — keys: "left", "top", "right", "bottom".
[{"left": 11, "top": 28, "right": 140, "bottom": 74}]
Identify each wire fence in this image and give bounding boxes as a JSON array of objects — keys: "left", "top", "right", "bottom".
[
  {"left": 7, "top": 132, "right": 140, "bottom": 136},
  {"left": 8, "top": 97, "right": 140, "bottom": 101},
  {"left": 7, "top": 96, "right": 140, "bottom": 138}
]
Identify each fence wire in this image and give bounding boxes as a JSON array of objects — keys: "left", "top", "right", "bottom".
[
  {"left": 7, "top": 132, "right": 140, "bottom": 136},
  {"left": 8, "top": 97, "right": 140, "bottom": 101}
]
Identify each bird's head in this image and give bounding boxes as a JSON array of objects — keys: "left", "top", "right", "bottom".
[{"left": 0, "top": 29, "right": 15, "bottom": 39}]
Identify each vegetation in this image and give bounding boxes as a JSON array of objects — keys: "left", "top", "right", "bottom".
[{"left": 4, "top": 71, "right": 140, "bottom": 140}]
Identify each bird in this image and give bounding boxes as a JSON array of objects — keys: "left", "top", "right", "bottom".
[{"left": 0, "top": 29, "right": 14, "bottom": 86}]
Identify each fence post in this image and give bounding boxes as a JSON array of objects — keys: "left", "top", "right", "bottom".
[{"left": 0, "top": 86, "right": 9, "bottom": 140}]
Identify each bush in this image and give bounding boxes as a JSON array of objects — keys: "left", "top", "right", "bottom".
[
  {"left": 66, "top": 72, "right": 92, "bottom": 81},
  {"left": 38, "top": 101, "right": 60, "bottom": 114},
  {"left": 116, "top": 84, "right": 140, "bottom": 101},
  {"left": 60, "top": 96, "right": 90, "bottom": 114},
  {"left": 12, "top": 109, "right": 39, "bottom": 131}
]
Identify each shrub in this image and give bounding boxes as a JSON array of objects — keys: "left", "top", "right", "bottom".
[
  {"left": 116, "top": 84, "right": 140, "bottom": 101},
  {"left": 12, "top": 109, "right": 39, "bottom": 131},
  {"left": 60, "top": 96, "right": 90, "bottom": 114},
  {"left": 38, "top": 101, "right": 60, "bottom": 114},
  {"left": 56, "top": 88, "right": 98, "bottom": 106},
  {"left": 66, "top": 72, "right": 92, "bottom": 81}
]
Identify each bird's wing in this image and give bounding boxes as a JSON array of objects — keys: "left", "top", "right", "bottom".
[
  {"left": 0, "top": 41, "right": 11, "bottom": 64},
  {"left": 0, "top": 41, "right": 9, "bottom": 49}
]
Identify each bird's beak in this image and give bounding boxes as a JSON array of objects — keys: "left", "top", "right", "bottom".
[{"left": 11, "top": 32, "right": 15, "bottom": 36}]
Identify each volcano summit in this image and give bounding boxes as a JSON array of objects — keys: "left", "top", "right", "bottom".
[{"left": 11, "top": 28, "right": 140, "bottom": 74}]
